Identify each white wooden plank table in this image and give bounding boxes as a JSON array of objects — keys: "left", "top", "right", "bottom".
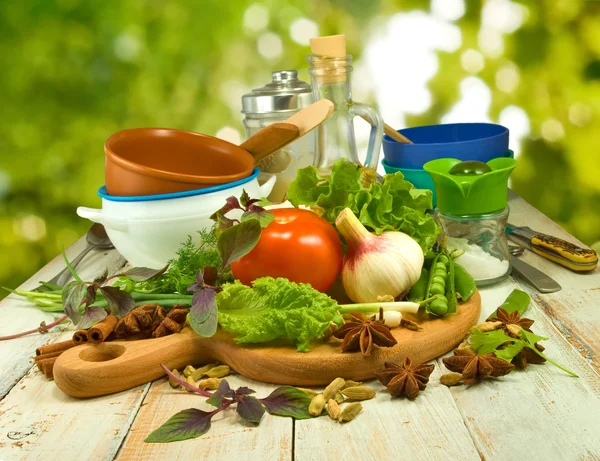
[{"left": 1, "top": 193, "right": 599, "bottom": 461}]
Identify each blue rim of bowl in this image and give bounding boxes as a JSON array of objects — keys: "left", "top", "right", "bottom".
[
  {"left": 98, "top": 168, "right": 260, "bottom": 202},
  {"left": 382, "top": 123, "right": 508, "bottom": 146}
]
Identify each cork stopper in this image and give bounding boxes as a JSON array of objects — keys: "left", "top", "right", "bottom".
[
  {"left": 309, "top": 34, "right": 348, "bottom": 84},
  {"left": 309, "top": 34, "right": 346, "bottom": 58}
]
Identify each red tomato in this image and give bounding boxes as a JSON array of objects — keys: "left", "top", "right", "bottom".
[{"left": 230, "top": 208, "right": 342, "bottom": 293}]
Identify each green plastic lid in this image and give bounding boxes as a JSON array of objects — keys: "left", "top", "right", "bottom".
[{"left": 423, "top": 157, "right": 517, "bottom": 215}]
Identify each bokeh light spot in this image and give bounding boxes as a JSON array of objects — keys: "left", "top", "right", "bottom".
[
  {"left": 482, "top": 0, "right": 527, "bottom": 34},
  {"left": 568, "top": 103, "right": 592, "bottom": 127},
  {"left": 244, "top": 4, "right": 269, "bottom": 32},
  {"left": 495, "top": 63, "right": 520, "bottom": 93},
  {"left": 290, "top": 18, "right": 319, "bottom": 45},
  {"left": 478, "top": 28, "right": 504, "bottom": 58},
  {"left": 14, "top": 215, "right": 47, "bottom": 242},
  {"left": 430, "top": 0, "right": 465, "bottom": 22},
  {"left": 499, "top": 105, "right": 530, "bottom": 157},
  {"left": 113, "top": 32, "right": 141, "bottom": 62},
  {"left": 541, "top": 118, "right": 565, "bottom": 142},
  {"left": 257, "top": 32, "right": 283, "bottom": 60},
  {"left": 216, "top": 126, "right": 241, "bottom": 144},
  {"left": 461, "top": 49, "right": 485, "bottom": 73}
]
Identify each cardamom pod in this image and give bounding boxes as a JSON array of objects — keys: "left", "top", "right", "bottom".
[
  {"left": 338, "top": 402, "right": 362, "bottom": 422},
  {"left": 191, "top": 363, "right": 217, "bottom": 381},
  {"left": 440, "top": 372, "right": 463, "bottom": 387},
  {"left": 183, "top": 365, "right": 196, "bottom": 377},
  {"left": 340, "top": 386, "right": 376, "bottom": 401},
  {"left": 198, "top": 377, "right": 221, "bottom": 390},
  {"left": 297, "top": 387, "right": 318, "bottom": 397},
  {"left": 342, "top": 380, "right": 362, "bottom": 389},
  {"left": 169, "top": 369, "right": 182, "bottom": 388},
  {"left": 401, "top": 318, "right": 423, "bottom": 331},
  {"left": 475, "top": 321, "right": 502, "bottom": 332},
  {"left": 205, "top": 365, "right": 230, "bottom": 378},
  {"left": 506, "top": 323, "right": 523, "bottom": 337},
  {"left": 185, "top": 374, "right": 196, "bottom": 391},
  {"left": 309, "top": 394, "right": 326, "bottom": 416},
  {"left": 323, "top": 377, "right": 346, "bottom": 400},
  {"left": 326, "top": 399, "right": 340, "bottom": 420},
  {"left": 334, "top": 392, "right": 345, "bottom": 404}
]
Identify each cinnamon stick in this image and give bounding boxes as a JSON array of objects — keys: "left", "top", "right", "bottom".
[
  {"left": 40, "top": 357, "right": 57, "bottom": 379},
  {"left": 35, "top": 339, "right": 76, "bottom": 356},
  {"left": 34, "top": 350, "right": 63, "bottom": 370},
  {"left": 73, "top": 330, "right": 89, "bottom": 345},
  {"left": 87, "top": 315, "right": 118, "bottom": 344}
]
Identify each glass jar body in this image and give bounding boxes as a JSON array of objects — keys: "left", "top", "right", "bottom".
[{"left": 436, "top": 207, "right": 511, "bottom": 286}]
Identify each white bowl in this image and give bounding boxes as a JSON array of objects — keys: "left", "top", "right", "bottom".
[{"left": 77, "top": 170, "right": 276, "bottom": 268}]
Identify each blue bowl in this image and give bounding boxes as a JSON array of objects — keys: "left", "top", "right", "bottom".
[
  {"left": 381, "top": 159, "right": 437, "bottom": 208},
  {"left": 383, "top": 123, "right": 509, "bottom": 169}
]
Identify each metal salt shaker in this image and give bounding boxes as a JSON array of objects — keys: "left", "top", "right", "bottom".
[{"left": 241, "top": 70, "right": 315, "bottom": 202}]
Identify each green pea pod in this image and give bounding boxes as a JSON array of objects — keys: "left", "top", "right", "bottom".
[
  {"left": 488, "top": 289, "right": 531, "bottom": 318},
  {"left": 445, "top": 252, "right": 458, "bottom": 315},
  {"left": 424, "top": 253, "right": 441, "bottom": 299},
  {"left": 408, "top": 267, "right": 429, "bottom": 302},
  {"left": 454, "top": 263, "right": 476, "bottom": 302}
]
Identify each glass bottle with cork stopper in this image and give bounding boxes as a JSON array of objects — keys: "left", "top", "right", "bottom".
[
  {"left": 307, "top": 34, "right": 383, "bottom": 175},
  {"left": 424, "top": 158, "right": 518, "bottom": 286}
]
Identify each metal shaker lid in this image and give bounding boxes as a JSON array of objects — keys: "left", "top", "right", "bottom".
[{"left": 241, "top": 70, "right": 313, "bottom": 115}]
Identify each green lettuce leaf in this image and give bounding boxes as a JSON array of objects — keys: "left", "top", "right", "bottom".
[
  {"left": 216, "top": 277, "right": 343, "bottom": 352},
  {"left": 287, "top": 159, "right": 439, "bottom": 252}
]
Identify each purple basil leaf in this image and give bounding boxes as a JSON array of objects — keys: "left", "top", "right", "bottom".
[
  {"left": 241, "top": 207, "right": 274, "bottom": 228},
  {"left": 145, "top": 408, "right": 215, "bottom": 443},
  {"left": 206, "top": 379, "right": 232, "bottom": 408},
  {"left": 61, "top": 281, "right": 88, "bottom": 325},
  {"left": 203, "top": 266, "right": 219, "bottom": 286},
  {"left": 212, "top": 212, "right": 237, "bottom": 235},
  {"left": 259, "top": 386, "right": 313, "bottom": 419},
  {"left": 77, "top": 306, "right": 108, "bottom": 329},
  {"left": 239, "top": 189, "right": 251, "bottom": 209},
  {"left": 217, "top": 218, "right": 262, "bottom": 267},
  {"left": 117, "top": 265, "right": 168, "bottom": 283},
  {"left": 189, "top": 288, "right": 218, "bottom": 337},
  {"left": 210, "top": 196, "right": 242, "bottom": 221},
  {"left": 235, "top": 387, "right": 256, "bottom": 396},
  {"left": 99, "top": 286, "right": 135, "bottom": 318},
  {"left": 84, "top": 284, "right": 97, "bottom": 306},
  {"left": 187, "top": 269, "right": 204, "bottom": 292},
  {"left": 236, "top": 395, "right": 265, "bottom": 424}
]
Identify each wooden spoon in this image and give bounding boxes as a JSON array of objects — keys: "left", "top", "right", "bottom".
[{"left": 240, "top": 99, "right": 335, "bottom": 164}]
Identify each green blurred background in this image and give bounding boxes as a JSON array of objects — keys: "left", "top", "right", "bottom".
[{"left": 1, "top": 0, "right": 599, "bottom": 297}]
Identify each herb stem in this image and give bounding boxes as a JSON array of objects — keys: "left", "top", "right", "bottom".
[
  {"left": 161, "top": 364, "right": 213, "bottom": 397},
  {"left": 530, "top": 347, "right": 579, "bottom": 378},
  {"left": 0, "top": 314, "right": 68, "bottom": 341},
  {"left": 339, "top": 301, "right": 420, "bottom": 314}
]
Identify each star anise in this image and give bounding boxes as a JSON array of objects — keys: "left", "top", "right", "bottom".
[
  {"left": 332, "top": 312, "right": 397, "bottom": 356},
  {"left": 375, "top": 358, "right": 435, "bottom": 399},
  {"left": 443, "top": 349, "right": 514, "bottom": 384},
  {"left": 511, "top": 343, "right": 546, "bottom": 369},
  {"left": 491, "top": 308, "right": 535, "bottom": 338}
]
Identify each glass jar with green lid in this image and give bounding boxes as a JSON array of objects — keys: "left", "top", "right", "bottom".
[{"left": 424, "top": 157, "right": 517, "bottom": 286}]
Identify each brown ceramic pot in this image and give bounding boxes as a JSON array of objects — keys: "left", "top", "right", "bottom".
[{"left": 104, "top": 128, "right": 255, "bottom": 196}]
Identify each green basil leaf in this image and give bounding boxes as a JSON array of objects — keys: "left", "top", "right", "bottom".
[
  {"left": 241, "top": 208, "right": 274, "bottom": 228},
  {"left": 217, "top": 218, "right": 262, "bottom": 267},
  {"left": 259, "top": 386, "right": 313, "bottom": 419},
  {"left": 62, "top": 281, "right": 88, "bottom": 324},
  {"left": 145, "top": 408, "right": 215, "bottom": 443}
]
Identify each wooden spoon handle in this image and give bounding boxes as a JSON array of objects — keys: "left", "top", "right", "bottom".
[
  {"left": 383, "top": 123, "right": 413, "bottom": 144},
  {"left": 53, "top": 328, "right": 212, "bottom": 398},
  {"left": 240, "top": 123, "right": 299, "bottom": 164}
]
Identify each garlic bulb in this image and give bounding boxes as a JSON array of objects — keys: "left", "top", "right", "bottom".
[{"left": 335, "top": 208, "right": 424, "bottom": 303}]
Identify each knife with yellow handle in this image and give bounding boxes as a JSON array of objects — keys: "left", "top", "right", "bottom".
[{"left": 506, "top": 224, "right": 598, "bottom": 272}]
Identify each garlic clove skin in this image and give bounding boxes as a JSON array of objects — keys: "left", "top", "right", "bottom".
[
  {"left": 336, "top": 208, "right": 424, "bottom": 303},
  {"left": 382, "top": 311, "right": 402, "bottom": 328}
]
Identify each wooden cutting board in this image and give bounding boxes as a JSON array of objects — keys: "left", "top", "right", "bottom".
[{"left": 54, "top": 291, "right": 481, "bottom": 398}]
